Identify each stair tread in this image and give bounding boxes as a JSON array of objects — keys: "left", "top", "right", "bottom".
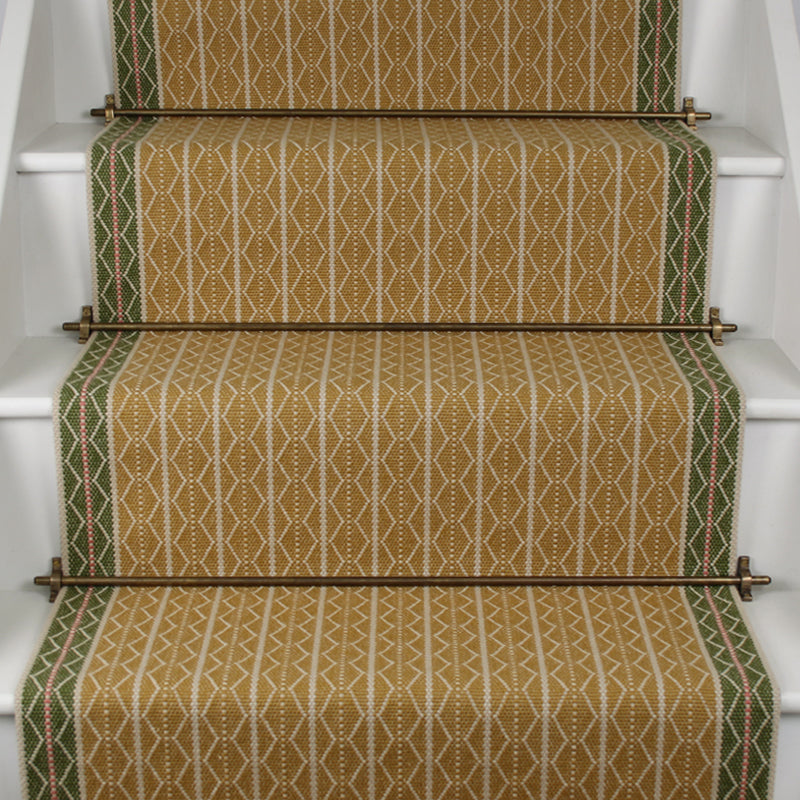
[
  {"left": 4, "top": 586, "right": 798, "bottom": 717},
  {"left": 85, "top": 116, "right": 714, "bottom": 326},
  {"left": 16, "top": 123, "right": 786, "bottom": 177},
  {"left": 4, "top": 336, "right": 799, "bottom": 419}
]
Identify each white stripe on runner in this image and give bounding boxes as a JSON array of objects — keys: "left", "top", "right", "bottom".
[
  {"left": 375, "top": 119, "right": 384, "bottom": 320},
  {"left": 526, "top": 588, "right": 550, "bottom": 799},
  {"left": 471, "top": 333, "right": 485, "bottom": 573},
  {"left": 423, "top": 587, "right": 434, "bottom": 799},
  {"left": 194, "top": 1, "right": 208, "bottom": 107},
  {"left": 159, "top": 333, "right": 192, "bottom": 574},
  {"left": 239, "top": 0, "right": 251, "bottom": 107},
  {"left": 580, "top": 590, "right": 608, "bottom": 800},
  {"left": 308, "top": 588, "right": 328, "bottom": 800},
  {"left": 475, "top": 587, "right": 493, "bottom": 800},
  {"left": 505, "top": 120, "right": 528, "bottom": 321},
  {"left": 517, "top": 333, "right": 538, "bottom": 574},
  {"left": 279, "top": 118, "right": 294, "bottom": 322},
  {"left": 250, "top": 587, "right": 275, "bottom": 799},
  {"left": 192, "top": 589, "right": 222, "bottom": 799},
  {"left": 629, "top": 587, "right": 666, "bottom": 799},
  {"left": 612, "top": 334, "right": 644, "bottom": 573},
  {"left": 213, "top": 332, "right": 240, "bottom": 573},
  {"left": 371, "top": 333, "right": 382, "bottom": 573},
  {"left": 328, "top": 119, "right": 339, "bottom": 320},
  {"left": 182, "top": 121, "right": 204, "bottom": 320},
  {"left": 423, "top": 333, "right": 433, "bottom": 574},
  {"left": 265, "top": 333, "right": 287, "bottom": 573},
  {"left": 563, "top": 334, "right": 591, "bottom": 573},
  {"left": 284, "top": 0, "right": 294, "bottom": 106},
  {"left": 319, "top": 333, "right": 335, "bottom": 574},
  {"left": 366, "top": 587, "right": 378, "bottom": 800}
]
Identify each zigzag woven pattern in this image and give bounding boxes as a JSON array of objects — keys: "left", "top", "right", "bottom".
[
  {"left": 109, "top": 0, "right": 681, "bottom": 111},
  {"left": 88, "top": 117, "right": 714, "bottom": 325},
  {"left": 56, "top": 330, "right": 740, "bottom": 580},
  {"left": 19, "top": 585, "right": 777, "bottom": 800}
]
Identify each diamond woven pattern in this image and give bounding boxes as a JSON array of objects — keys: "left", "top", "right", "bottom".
[{"left": 16, "top": 1, "right": 780, "bottom": 799}]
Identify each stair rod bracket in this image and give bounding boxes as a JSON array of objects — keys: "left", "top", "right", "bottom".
[
  {"left": 683, "top": 96, "right": 698, "bottom": 130},
  {"left": 91, "top": 95, "right": 712, "bottom": 126},
  {"left": 34, "top": 557, "right": 770, "bottom": 602},
  {"left": 63, "top": 306, "right": 737, "bottom": 343}
]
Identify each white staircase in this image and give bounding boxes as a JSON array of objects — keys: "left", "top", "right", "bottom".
[{"left": 1, "top": 1, "right": 799, "bottom": 797}]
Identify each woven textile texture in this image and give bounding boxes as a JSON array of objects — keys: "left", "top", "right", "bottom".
[
  {"left": 54, "top": 330, "right": 741, "bottom": 580},
  {"left": 109, "top": 0, "right": 681, "bottom": 112},
  {"left": 19, "top": 585, "right": 776, "bottom": 800},
  {"left": 88, "top": 117, "right": 714, "bottom": 325},
  {"left": 17, "top": 0, "right": 780, "bottom": 798}
]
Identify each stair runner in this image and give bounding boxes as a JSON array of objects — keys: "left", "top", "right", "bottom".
[{"left": 18, "top": 2, "right": 778, "bottom": 799}]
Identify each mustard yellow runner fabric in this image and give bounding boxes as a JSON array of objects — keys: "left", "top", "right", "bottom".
[
  {"left": 109, "top": 0, "right": 681, "bottom": 112},
  {"left": 19, "top": 585, "right": 778, "bottom": 800},
  {"left": 17, "top": 0, "right": 780, "bottom": 798},
  {"left": 55, "top": 330, "right": 739, "bottom": 580}
]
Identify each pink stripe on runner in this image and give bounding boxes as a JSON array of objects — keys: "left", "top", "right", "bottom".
[
  {"left": 44, "top": 589, "right": 95, "bottom": 800},
  {"left": 129, "top": 0, "right": 143, "bottom": 107},
  {"left": 108, "top": 118, "right": 144, "bottom": 322},
  {"left": 79, "top": 332, "right": 123, "bottom": 577},
  {"left": 704, "top": 586, "right": 753, "bottom": 800},
  {"left": 653, "top": 1, "right": 663, "bottom": 111},
  {"left": 679, "top": 332, "right": 720, "bottom": 576},
  {"left": 678, "top": 333, "right": 750, "bottom": 799}
]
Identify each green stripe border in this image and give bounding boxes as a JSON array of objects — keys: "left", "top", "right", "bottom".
[
  {"left": 111, "top": 0, "right": 160, "bottom": 109},
  {"left": 642, "top": 120, "right": 716, "bottom": 325},
  {"left": 637, "top": 0, "right": 681, "bottom": 112},
  {"left": 664, "top": 332, "right": 743, "bottom": 578},
  {"left": 18, "top": 588, "right": 114, "bottom": 800},
  {"left": 89, "top": 117, "right": 155, "bottom": 323},
  {"left": 57, "top": 333, "right": 140, "bottom": 577},
  {"left": 686, "top": 586, "right": 778, "bottom": 800}
]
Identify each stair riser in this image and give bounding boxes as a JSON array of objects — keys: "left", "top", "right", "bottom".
[
  {"left": 17, "top": 171, "right": 781, "bottom": 336},
  {"left": 48, "top": 0, "right": 751, "bottom": 126}
]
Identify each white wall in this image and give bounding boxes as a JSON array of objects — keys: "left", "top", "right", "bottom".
[{"left": 0, "top": 1, "right": 5, "bottom": 37}]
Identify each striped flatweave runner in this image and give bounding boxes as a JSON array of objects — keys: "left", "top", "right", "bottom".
[
  {"left": 18, "top": 0, "right": 780, "bottom": 798},
  {"left": 109, "top": 0, "right": 681, "bottom": 112}
]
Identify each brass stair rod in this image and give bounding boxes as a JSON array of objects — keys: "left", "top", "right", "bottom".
[
  {"left": 92, "top": 95, "right": 710, "bottom": 125},
  {"left": 35, "top": 557, "right": 768, "bottom": 602},
  {"left": 64, "top": 307, "right": 735, "bottom": 345}
]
